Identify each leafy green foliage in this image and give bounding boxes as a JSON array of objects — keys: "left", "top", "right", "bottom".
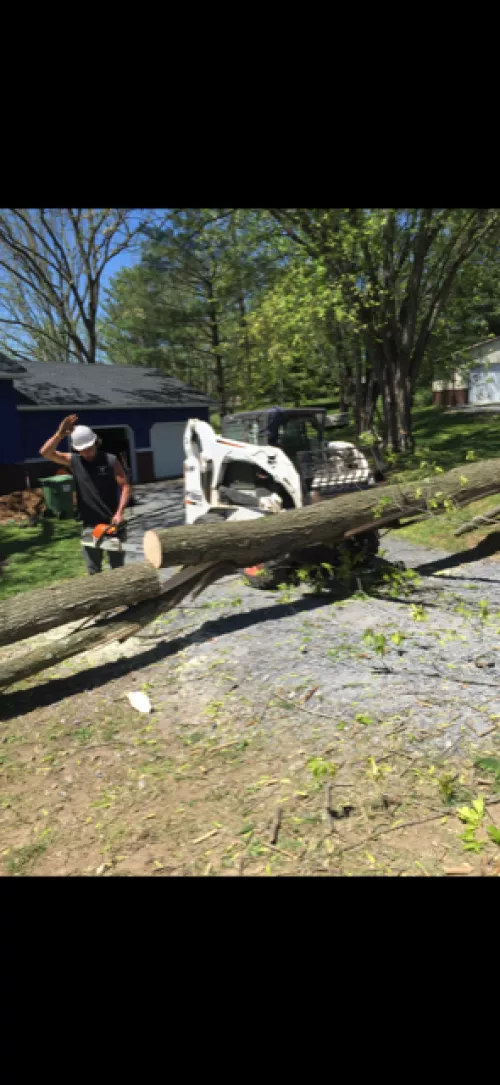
[
  {"left": 307, "top": 757, "right": 339, "bottom": 780},
  {"left": 362, "top": 629, "right": 388, "bottom": 661},
  {"left": 366, "top": 757, "right": 391, "bottom": 782},
  {"left": 270, "top": 209, "right": 500, "bottom": 450},
  {"left": 438, "top": 772, "right": 459, "bottom": 804},
  {"left": 100, "top": 209, "right": 287, "bottom": 413},
  {"left": 457, "top": 798, "right": 486, "bottom": 853}
]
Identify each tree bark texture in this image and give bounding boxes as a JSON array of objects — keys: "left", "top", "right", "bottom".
[
  {"left": 0, "top": 562, "right": 233, "bottom": 690},
  {"left": 0, "top": 561, "right": 160, "bottom": 649}
]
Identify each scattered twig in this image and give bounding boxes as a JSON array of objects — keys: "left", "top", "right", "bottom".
[
  {"left": 485, "top": 802, "right": 500, "bottom": 828},
  {"left": 454, "top": 504, "right": 500, "bottom": 537},
  {"left": 274, "top": 694, "right": 337, "bottom": 722},
  {"left": 207, "top": 739, "right": 241, "bottom": 755},
  {"left": 338, "top": 797, "right": 500, "bottom": 857},
  {"left": 324, "top": 784, "right": 336, "bottom": 833},
  {"left": 191, "top": 828, "right": 219, "bottom": 845},
  {"left": 261, "top": 842, "right": 295, "bottom": 860},
  {"left": 269, "top": 807, "right": 282, "bottom": 845}
]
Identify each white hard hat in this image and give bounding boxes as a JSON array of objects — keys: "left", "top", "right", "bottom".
[{"left": 71, "top": 424, "right": 97, "bottom": 451}]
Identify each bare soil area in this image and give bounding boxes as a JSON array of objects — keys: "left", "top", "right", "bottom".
[{"left": 2, "top": 533, "right": 500, "bottom": 876}]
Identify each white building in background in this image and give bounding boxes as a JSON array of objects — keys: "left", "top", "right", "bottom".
[
  {"left": 467, "top": 336, "right": 500, "bottom": 405},
  {"left": 432, "top": 335, "right": 500, "bottom": 407}
]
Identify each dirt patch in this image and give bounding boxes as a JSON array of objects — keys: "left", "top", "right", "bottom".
[
  {"left": 0, "top": 489, "right": 45, "bottom": 525},
  {"left": 1, "top": 607, "right": 500, "bottom": 877},
  {"left": 2, "top": 535, "right": 500, "bottom": 876},
  {"left": 1, "top": 676, "right": 499, "bottom": 876}
]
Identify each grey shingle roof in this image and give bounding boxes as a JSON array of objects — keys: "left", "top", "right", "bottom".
[
  {"left": 0, "top": 355, "right": 214, "bottom": 409},
  {"left": 0, "top": 352, "right": 27, "bottom": 377}
]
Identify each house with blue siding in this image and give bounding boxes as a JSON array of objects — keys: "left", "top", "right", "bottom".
[{"left": 0, "top": 353, "right": 212, "bottom": 495}]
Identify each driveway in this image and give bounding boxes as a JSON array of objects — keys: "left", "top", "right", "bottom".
[{"left": 125, "top": 480, "right": 184, "bottom": 558}]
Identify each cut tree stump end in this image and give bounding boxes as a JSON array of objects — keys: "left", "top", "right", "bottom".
[{"left": 143, "top": 530, "right": 163, "bottom": 569}]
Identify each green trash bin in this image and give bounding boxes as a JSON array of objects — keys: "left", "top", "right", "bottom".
[{"left": 41, "top": 475, "right": 75, "bottom": 519}]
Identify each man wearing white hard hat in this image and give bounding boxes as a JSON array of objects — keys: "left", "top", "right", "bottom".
[{"left": 40, "top": 414, "right": 131, "bottom": 575}]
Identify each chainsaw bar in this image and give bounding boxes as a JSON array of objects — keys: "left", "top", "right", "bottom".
[{"left": 80, "top": 529, "right": 142, "bottom": 555}]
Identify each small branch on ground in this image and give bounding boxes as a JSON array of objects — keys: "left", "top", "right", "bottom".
[{"left": 269, "top": 807, "right": 282, "bottom": 845}]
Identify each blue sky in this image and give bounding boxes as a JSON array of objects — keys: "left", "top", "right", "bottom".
[
  {"left": 0, "top": 210, "right": 164, "bottom": 363},
  {"left": 99, "top": 207, "right": 169, "bottom": 311},
  {"left": 101, "top": 245, "right": 138, "bottom": 303}
]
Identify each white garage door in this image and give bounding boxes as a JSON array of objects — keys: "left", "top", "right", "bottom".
[
  {"left": 151, "top": 421, "right": 186, "bottom": 479},
  {"left": 469, "top": 364, "right": 500, "bottom": 405}
]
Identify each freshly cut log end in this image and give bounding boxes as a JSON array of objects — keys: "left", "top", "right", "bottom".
[{"left": 143, "top": 529, "right": 163, "bottom": 569}]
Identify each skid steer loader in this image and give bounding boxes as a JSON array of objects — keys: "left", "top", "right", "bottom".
[{"left": 183, "top": 406, "right": 384, "bottom": 589}]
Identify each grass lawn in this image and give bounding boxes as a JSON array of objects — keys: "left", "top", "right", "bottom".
[
  {"left": 411, "top": 405, "right": 500, "bottom": 470},
  {"left": 0, "top": 519, "right": 85, "bottom": 600},
  {"left": 388, "top": 407, "right": 500, "bottom": 552},
  {"left": 393, "top": 493, "right": 500, "bottom": 554}
]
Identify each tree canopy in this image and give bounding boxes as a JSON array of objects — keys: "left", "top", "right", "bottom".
[{"left": 2, "top": 207, "right": 500, "bottom": 450}]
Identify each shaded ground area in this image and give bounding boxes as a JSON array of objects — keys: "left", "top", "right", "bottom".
[{"left": 1, "top": 532, "right": 500, "bottom": 876}]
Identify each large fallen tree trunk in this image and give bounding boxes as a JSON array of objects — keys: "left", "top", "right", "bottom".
[
  {"left": 0, "top": 561, "right": 160, "bottom": 649},
  {"left": 2, "top": 456, "right": 500, "bottom": 690},
  {"left": 0, "top": 561, "right": 233, "bottom": 690},
  {"left": 143, "top": 458, "right": 500, "bottom": 569}
]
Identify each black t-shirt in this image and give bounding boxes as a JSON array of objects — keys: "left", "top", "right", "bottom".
[{"left": 70, "top": 451, "right": 119, "bottom": 527}]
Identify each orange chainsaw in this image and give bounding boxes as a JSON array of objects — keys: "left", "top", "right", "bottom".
[
  {"left": 81, "top": 521, "right": 142, "bottom": 557},
  {"left": 91, "top": 522, "right": 125, "bottom": 544}
]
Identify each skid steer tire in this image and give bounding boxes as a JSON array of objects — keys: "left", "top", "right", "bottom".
[{"left": 242, "top": 558, "right": 297, "bottom": 591}]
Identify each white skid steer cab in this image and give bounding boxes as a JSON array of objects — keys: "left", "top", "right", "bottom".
[{"left": 183, "top": 406, "right": 384, "bottom": 590}]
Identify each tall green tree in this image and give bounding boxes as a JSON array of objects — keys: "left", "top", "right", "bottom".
[
  {"left": 422, "top": 239, "right": 500, "bottom": 388},
  {"left": 102, "top": 210, "right": 234, "bottom": 410},
  {"left": 270, "top": 209, "right": 500, "bottom": 450},
  {"left": 245, "top": 258, "right": 335, "bottom": 404},
  {"left": 101, "top": 209, "right": 286, "bottom": 413}
]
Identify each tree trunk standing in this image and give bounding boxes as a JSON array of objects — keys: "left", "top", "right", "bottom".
[
  {"left": 354, "top": 346, "right": 362, "bottom": 437},
  {"left": 338, "top": 371, "right": 348, "bottom": 414},
  {"left": 377, "top": 338, "right": 414, "bottom": 454},
  {"left": 207, "top": 277, "right": 226, "bottom": 417},
  {"left": 0, "top": 562, "right": 160, "bottom": 649},
  {"left": 372, "top": 337, "right": 401, "bottom": 452},
  {"left": 143, "top": 456, "right": 500, "bottom": 569},
  {"left": 239, "top": 291, "right": 251, "bottom": 389},
  {"left": 364, "top": 342, "right": 380, "bottom": 433},
  {"left": 395, "top": 366, "right": 414, "bottom": 454},
  {"left": 86, "top": 276, "right": 99, "bottom": 364},
  {"left": 332, "top": 319, "right": 351, "bottom": 414},
  {"left": 353, "top": 346, "right": 377, "bottom": 436},
  {"left": 363, "top": 371, "right": 378, "bottom": 433}
]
